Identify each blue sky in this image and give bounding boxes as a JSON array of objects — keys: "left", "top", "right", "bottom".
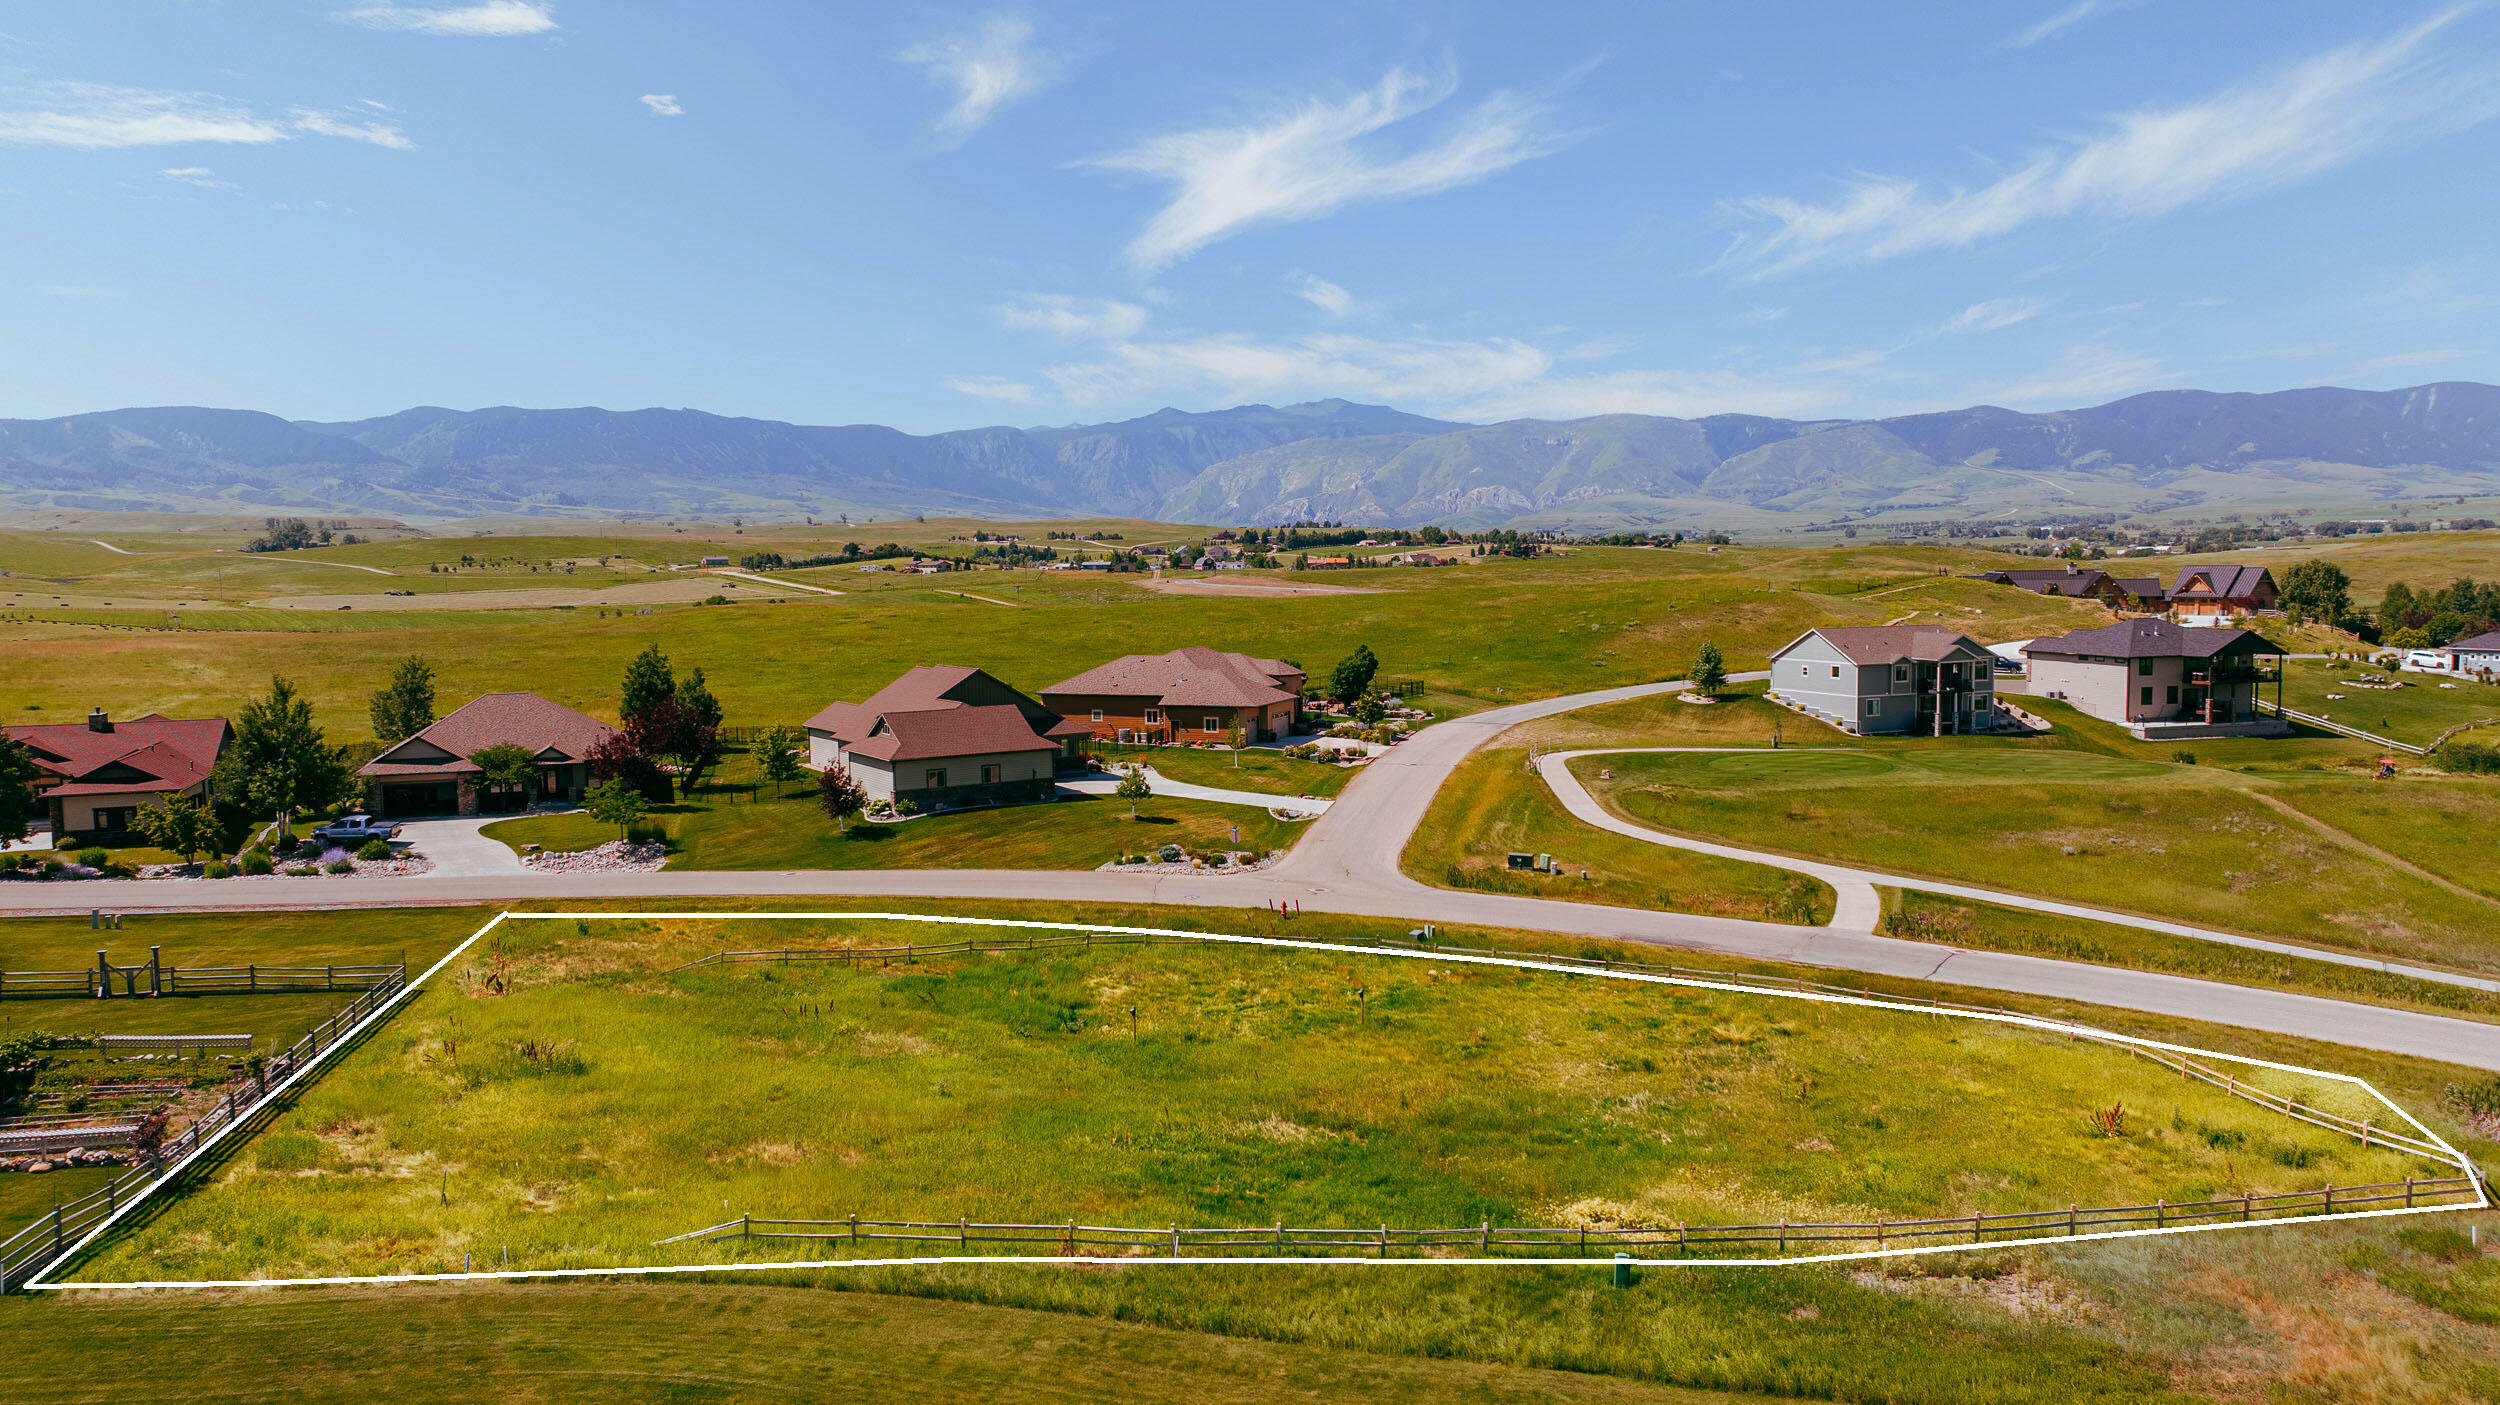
[{"left": 4, "top": 1, "right": 2499, "bottom": 431}]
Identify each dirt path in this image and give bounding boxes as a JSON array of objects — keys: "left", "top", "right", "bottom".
[
  {"left": 238, "top": 555, "right": 397, "bottom": 576},
  {"left": 87, "top": 539, "right": 136, "bottom": 556}
]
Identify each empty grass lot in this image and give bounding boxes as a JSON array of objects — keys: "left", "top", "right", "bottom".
[
  {"left": 1583, "top": 745, "right": 2500, "bottom": 973},
  {"left": 1405, "top": 747, "right": 1831, "bottom": 924},
  {"left": 68, "top": 914, "right": 2430, "bottom": 1289},
  {"left": 483, "top": 789, "right": 1305, "bottom": 869}
]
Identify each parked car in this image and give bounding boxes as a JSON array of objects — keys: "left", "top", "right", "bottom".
[{"left": 308, "top": 814, "right": 400, "bottom": 846}]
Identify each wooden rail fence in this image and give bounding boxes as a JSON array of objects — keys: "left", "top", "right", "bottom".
[
  {"left": 0, "top": 948, "right": 399, "bottom": 1001},
  {"left": 0, "top": 964, "right": 406, "bottom": 1292},
  {"left": 660, "top": 1177, "right": 2482, "bottom": 1261}
]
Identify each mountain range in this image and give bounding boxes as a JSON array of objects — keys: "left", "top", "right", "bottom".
[{"left": 4, "top": 383, "right": 2497, "bottom": 530}]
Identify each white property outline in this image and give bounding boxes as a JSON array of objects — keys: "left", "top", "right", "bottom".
[{"left": 30, "top": 908, "right": 2490, "bottom": 1291}]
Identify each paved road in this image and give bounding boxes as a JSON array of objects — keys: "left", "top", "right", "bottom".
[
  {"left": 9, "top": 672, "right": 2500, "bottom": 1070},
  {"left": 1533, "top": 748, "right": 2500, "bottom": 997}
]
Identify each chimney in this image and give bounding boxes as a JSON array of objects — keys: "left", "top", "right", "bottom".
[
  {"left": 87, "top": 708, "right": 111, "bottom": 733},
  {"left": 2063, "top": 561, "right": 2079, "bottom": 574}
]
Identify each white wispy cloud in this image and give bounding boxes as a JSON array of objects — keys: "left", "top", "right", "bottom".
[
  {"left": 995, "top": 293, "right": 1150, "bottom": 340},
  {"left": 1082, "top": 68, "right": 1567, "bottom": 272},
  {"left": 948, "top": 375, "right": 1040, "bottom": 403},
  {"left": 1939, "top": 296, "right": 2044, "bottom": 334},
  {"left": 2003, "top": 0, "right": 2142, "bottom": 49},
  {"left": 2353, "top": 347, "right": 2476, "bottom": 370},
  {"left": 1980, "top": 344, "right": 2175, "bottom": 406},
  {"left": 899, "top": 14, "right": 1059, "bottom": 142},
  {"left": 1726, "top": 8, "right": 2500, "bottom": 275},
  {"left": 639, "top": 93, "right": 684, "bottom": 117},
  {"left": 1288, "top": 271, "right": 1354, "bottom": 316},
  {"left": 159, "top": 165, "right": 234, "bottom": 190},
  {"left": 0, "top": 83, "right": 413, "bottom": 150},
  {"left": 288, "top": 108, "right": 415, "bottom": 149},
  {"left": 340, "top": 2, "right": 556, "bottom": 36}
]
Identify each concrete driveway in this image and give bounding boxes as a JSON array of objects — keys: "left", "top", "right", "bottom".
[
  {"left": 1059, "top": 767, "right": 1331, "bottom": 815},
  {"left": 390, "top": 816, "right": 529, "bottom": 876}
]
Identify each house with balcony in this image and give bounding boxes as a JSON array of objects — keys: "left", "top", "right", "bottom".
[
  {"left": 2166, "top": 564, "right": 2277, "bottom": 624},
  {"left": 1041, "top": 647, "right": 1306, "bottom": 745},
  {"left": 1766, "top": 627, "right": 2002, "bottom": 736},
  {"left": 2019, "top": 619, "right": 2288, "bottom": 738},
  {"left": 805, "top": 666, "right": 1088, "bottom": 810}
]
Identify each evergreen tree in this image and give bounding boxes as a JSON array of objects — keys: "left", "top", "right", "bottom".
[
  {"left": 680, "top": 667, "right": 726, "bottom": 730},
  {"left": 620, "top": 645, "right": 677, "bottom": 724},
  {"left": 0, "top": 736, "right": 37, "bottom": 846},
  {"left": 211, "top": 677, "right": 351, "bottom": 821}
]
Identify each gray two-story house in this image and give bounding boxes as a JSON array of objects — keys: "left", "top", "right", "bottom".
[
  {"left": 2019, "top": 619, "right": 2288, "bottom": 738},
  {"left": 1766, "top": 627, "right": 2001, "bottom": 736}
]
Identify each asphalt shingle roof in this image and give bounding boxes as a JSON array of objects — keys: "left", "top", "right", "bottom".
[
  {"left": 358, "top": 692, "right": 617, "bottom": 778},
  {"left": 804, "top": 666, "right": 1077, "bottom": 762},
  {"left": 1040, "top": 647, "right": 1302, "bottom": 709},
  {"left": 4, "top": 714, "right": 229, "bottom": 798},
  {"left": 1780, "top": 627, "right": 1994, "bottom": 666},
  {"left": 2022, "top": 618, "right": 2285, "bottom": 661}
]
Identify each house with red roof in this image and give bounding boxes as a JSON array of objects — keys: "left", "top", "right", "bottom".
[
  {"left": 5, "top": 709, "right": 231, "bottom": 841},
  {"left": 805, "top": 666, "right": 1088, "bottom": 810},
  {"left": 355, "top": 692, "right": 619, "bottom": 817},
  {"left": 1040, "top": 647, "right": 1305, "bottom": 745}
]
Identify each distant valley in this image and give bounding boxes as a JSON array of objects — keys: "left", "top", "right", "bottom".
[{"left": 4, "top": 383, "right": 2498, "bottom": 530}]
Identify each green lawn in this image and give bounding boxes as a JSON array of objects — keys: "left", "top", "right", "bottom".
[
  {"left": 2276, "top": 658, "right": 2500, "bottom": 745},
  {"left": 483, "top": 788, "right": 1305, "bottom": 870},
  {"left": 2267, "top": 776, "right": 2500, "bottom": 902},
  {"left": 1089, "top": 741, "right": 1356, "bottom": 797},
  {"left": 1582, "top": 748, "right": 2500, "bottom": 974},
  {"left": 1405, "top": 747, "right": 1831, "bottom": 924}
]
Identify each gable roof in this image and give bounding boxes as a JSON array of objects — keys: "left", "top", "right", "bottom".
[
  {"left": 1980, "top": 567, "right": 2111, "bottom": 595},
  {"left": 805, "top": 666, "right": 1082, "bottom": 760},
  {"left": 2447, "top": 630, "right": 2500, "bottom": 652},
  {"left": 1773, "top": 627, "right": 1994, "bottom": 667},
  {"left": 1040, "top": 647, "right": 1303, "bottom": 709},
  {"left": 2110, "top": 576, "right": 2167, "bottom": 599},
  {"left": 359, "top": 692, "right": 617, "bottom": 778},
  {"left": 2021, "top": 618, "right": 2285, "bottom": 661},
  {"left": 2170, "top": 564, "right": 2273, "bottom": 598},
  {"left": 4, "top": 714, "right": 229, "bottom": 797}
]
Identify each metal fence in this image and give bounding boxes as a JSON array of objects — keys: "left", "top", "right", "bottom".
[
  {"left": 0, "top": 964, "right": 406, "bottom": 1292},
  {"left": 661, "top": 1176, "right": 2483, "bottom": 1261}
]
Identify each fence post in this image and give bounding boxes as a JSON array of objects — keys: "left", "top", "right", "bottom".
[
  {"left": 2361, "top": 1120, "right": 2372, "bottom": 1149},
  {"left": 960, "top": 1217, "right": 968, "bottom": 1251},
  {"left": 2324, "top": 1185, "right": 2334, "bottom": 1214},
  {"left": 1170, "top": 1224, "right": 1179, "bottom": 1258},
  {"left": 51, "top": 1204, "right": 63, "bottom": 1254},
  {"left": 1481, "top": 1221, "right": 1490, "bottom": 1254},
  {"left": 2243, "top": 1190, "right": 2252, "bottom": 1222},
  {"left": 149, "top": 947, "right": 161, "bottom": 997},
  {"left": 2067, "top": 1206, "right": 2076, "bottom": 1236},
  {"left": 1971, "top": 1213, "right": 1981, "bottom": 1244},
  {"left": 327, "top": 964, "right": 335, "bottom": 991},
  {"left": 2155, "top": 1200, "right": 2164, "bottom": 1229},
  {"left": 850, "top": 1213, "right": 858, "bottom": 1245},
  {"left": 249, "top": 964, "right": 256, "bottom": 992},
  {"left": 2405, "top": 1176, "right": 2415, "bottom": 1209},
  {"left": 741, "top": 1212, "right": 750, "bottom": 1241}
]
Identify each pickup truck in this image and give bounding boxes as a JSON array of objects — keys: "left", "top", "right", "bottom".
[{"left": 308, "top": 815, "right": 401, "bottom": 846}]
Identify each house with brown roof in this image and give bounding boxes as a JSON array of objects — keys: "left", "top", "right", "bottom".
[
  {"left": 1040, "top": 647, "right": 1306, "bottom": 745},
  {"left": 805, "top": 666, "right": 1087, "bottom": 810},
  {"left": 1973, "top": 564, "right": 2128, "bottom": 605},
  {"left": 1767, "top": 627, "right": 2001, "bottom": 736},
  {"left": 5, "top": 710, "right": 231, "bottom": 841},
  {"left": 2166, "top": 564, "right": 2277, "bottom": 624},
  {"left": 2020, "top": 619, "right": 2288, "bottom": 737},
  {"left": 356, "top": 692, "right": 618, "bottom": 817}
]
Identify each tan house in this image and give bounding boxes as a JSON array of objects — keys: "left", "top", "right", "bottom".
[
  {"left": 6, "top": 710, "right": 230, "bottom": 840},
  {"left": 2020, "top": 619, "right": 2288, "bottom": 738},
  {"left": 2166, "top": 565, "right": 2277, "bottom": 624},
  {"left": 1040, "top": 647, "right": 1305, "bottom": 744},
  {"left": 357, "top": 692, "right": 618, "bottom": 817},
  {"left": 806, "top": 666, "right": 1087, "bottom": 810}
]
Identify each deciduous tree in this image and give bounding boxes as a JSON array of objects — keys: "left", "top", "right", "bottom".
[
  {"left": 212, "top": 676, "right": 350, "bottom": 822},
  {"left": 816, "top": 764, "right": 867, "bottom": 832},
  {"left": 584, "top": 778, "right": 647, "bottom": 839},
  {"left": 1692, "top": 642, "right": 1728, "bottom": 695},
  {"left": 133, "top": 795, "right": 218, "bottom": 868},
  {"left": 0, "top": 736, "right": 38, "bottom": 846},
  {"left": 620, "top": 644, "right": 676, "bottom": 724},
  {"left": 1328, "top": 644, "right": 1379, "bottom": 705},
  {"left": 368, "top": 655, "right": 437, "bottom": 744}
]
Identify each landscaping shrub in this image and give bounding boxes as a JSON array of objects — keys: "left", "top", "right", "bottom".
[
  {"left": 356, "top": 838, "right": 393, "bottom": 861},
  {"left": 2434, "top": 740, "right": 2500, "bottom": 775},
  {"left": 202, "top": 860, "right": 232, "bottom": 879},
  {"left": 238, "top": 849, "right": 273, "bottom": 876},
  {"left": 38, "top": 856, "right": 65, "bottom": 877},
  {"left": 625, "top": 822, "right": 667, "bottom": 845},
  {"left": 324, "top": 856, "right": 356, "bottom": 874},
  {"left": 77, "top": 846, "right": 109, "bottom": 868}
]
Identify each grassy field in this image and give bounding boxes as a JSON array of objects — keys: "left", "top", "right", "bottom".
[
  {"left": 1877, "top": 888, "right": 2500, "bottom": 1023},
  {"left": 2275, "top": 658, "right": 2500, "bottom": 744},
  {"left": 2269, "top": 776, "right": 2500, "bottom": 902},
  {"left": 1581, "top": 746, "right": 2500, "bottom": 974},
  {"left": 7, "top": 899, "right": 2499, "bottom": 1403},
  {"left": 0, "top": 537, "right": 2112, "bottom": 751},
  {"left": 1405, "top": 747, "right": 1831, "bottom": 924},
  {"left": 483, "top": 787, "right": 1305, "bottom": 869}
]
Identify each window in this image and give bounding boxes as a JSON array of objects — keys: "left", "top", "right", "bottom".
[
  {"left": 1830, "top": 665, "right": 1841, "bottom": 679},
  {"left": 1089, "top": 708, "right": 1103, "bottom": 722},
  {"left": 923, "top": 768, "right": 947, "bottom": 789},
  {"left": 92, "top": 806, "right": 137, "bottom": 832},
  {"left": 1202, "top": 717, "right": 1221, "bottom": 733},
  {"left": 2165, "top": 685, "right": 2179, "bottom": 705},
  {"left": 1143, "top": 708, "right": 1162, "bottom": 724},
  {"left": 1893, "top": 665, "right": 1909, "bottom": 683},
  {"left": 980, "top": 764, "right": 1001, "bottom": 784},
  {"left": 1863, "top": 699, "right": 1879, "bottom": 717},
  {"left": 2139, "top": 686, "right": 2153, "bottom": 706},
  {"left": 2137, "top": 658, "right": 2154, "bottom": 675}
]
